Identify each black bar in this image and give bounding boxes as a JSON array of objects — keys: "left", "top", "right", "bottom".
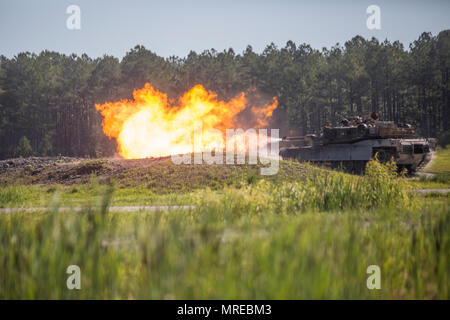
[{"left": 0, "top": 300, "right": 446, "bottom": 319}]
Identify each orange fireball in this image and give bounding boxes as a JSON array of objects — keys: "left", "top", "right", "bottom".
[{"left": 95, "top": 83, "right": 277, "bottom": 159}]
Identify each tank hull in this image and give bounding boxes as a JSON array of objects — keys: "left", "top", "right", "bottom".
[{"left": 280, "top": 138, "right": 432, "bottom": 174}]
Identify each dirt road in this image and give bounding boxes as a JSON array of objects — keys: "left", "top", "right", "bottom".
[
  {"left": 0, "top": 205, "right": 194, "bottom": 214},
  {"left": 412, "top": 188, "right": 450, "bottom": 195}
]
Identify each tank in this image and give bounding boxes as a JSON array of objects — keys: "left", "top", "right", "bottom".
[{"left": 279, "top": 113, "right": 433, "bottom": 174}]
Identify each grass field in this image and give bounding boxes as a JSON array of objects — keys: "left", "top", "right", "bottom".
[
  {"left": 0, "top": 158, "right": 334, "bottom": 208},
  {"left": 407, "top": 147, "right": 450, "bottom": 190},
  {"left": 427, "top": 147, "right": 450, "bottom": 174},
  {"left": 0, "top": 157, "right": 448, "bottom": 299}
]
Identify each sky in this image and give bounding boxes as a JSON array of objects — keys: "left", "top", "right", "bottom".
[{"left": 0, "top": 0, "right": 449, "bottom": 59}]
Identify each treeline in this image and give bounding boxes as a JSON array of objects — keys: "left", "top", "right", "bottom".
[{"left": 0, "top": 30, "right": 449, "bottom": 159}]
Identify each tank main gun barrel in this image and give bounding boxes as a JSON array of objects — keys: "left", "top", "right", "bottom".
[{"left": 282, "top": 136, "right": 312, "bottom": 142}]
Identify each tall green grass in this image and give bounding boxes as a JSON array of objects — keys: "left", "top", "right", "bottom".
[
  {"left": 0, "top": 160, "right": 448, "bottom": 299},
  {"left": 0, "top": 183, "right": 192, "bottom": 208},
  {"left": 194, "top": 158, "right": 410, "bottom": 215},
  {"left": 0, "top": 185, "right": 38, "bottom": 207}
]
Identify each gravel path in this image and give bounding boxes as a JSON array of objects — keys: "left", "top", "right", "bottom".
[
  {"left": 0, "top": 205, "right": 195, "bottom": 213},
  {"left": 412, "top": 188, "right": 450, "bottom": 195}
]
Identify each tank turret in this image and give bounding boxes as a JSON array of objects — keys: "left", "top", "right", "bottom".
[{"left": 322, "top": 112, "right": 415, "bottom": 144}]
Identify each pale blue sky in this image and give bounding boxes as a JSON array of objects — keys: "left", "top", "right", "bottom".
[{"left": 1, "top": 0, "right": 449, "bottom": 59}]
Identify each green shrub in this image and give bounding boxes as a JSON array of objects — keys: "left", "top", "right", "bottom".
[
  {"left": 14, "top": 136, "right": 34, "bottom": 158},
  {"left": 438, "top": 130, "right": 450, "bottom": 148}
]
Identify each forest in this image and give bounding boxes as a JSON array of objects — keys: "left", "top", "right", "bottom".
[{"left": 0, "top": 30, "right": 449, "bottom": 159}]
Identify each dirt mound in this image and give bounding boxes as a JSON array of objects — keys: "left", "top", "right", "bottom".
[
  {"left": 0, "top": 157, "right": 111, "bottom": 185},
  {"left": 0, "top": 156, "right": 82, "bottom": 173},
  {"left": 0, "top": 155, "right": 314, "bottom": 192}
]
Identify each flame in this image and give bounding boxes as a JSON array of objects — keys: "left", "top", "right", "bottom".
[
  {"left": 95, "top": 83, "right": 277, "bottom": 159},
  {"left": 251, "top": 97, "right": 278, "bottom": 127}
]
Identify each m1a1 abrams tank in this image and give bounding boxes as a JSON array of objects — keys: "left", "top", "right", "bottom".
[{"left": 280, "top": 113, "right": 433, "bottom": 174}]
